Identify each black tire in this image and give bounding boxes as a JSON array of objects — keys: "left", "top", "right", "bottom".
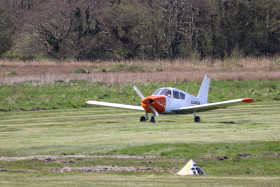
[
  {"left": 140, "top": 116, "right": 147, "bottom": 122},
  {"left": 150, "top": 116, "right": 155, "bottom": 123},
  {"left": 195, "top": 116, "right": 201, "bottom": 123}
]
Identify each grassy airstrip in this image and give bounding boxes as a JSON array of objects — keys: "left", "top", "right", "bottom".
[
  {"left": 0, "top": 80, "right": 280, "bottom": 186},
  {"left": 1, "top": 102, "right": 280, "bottom": 185}
]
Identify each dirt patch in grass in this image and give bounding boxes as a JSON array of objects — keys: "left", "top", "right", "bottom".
[
  {"left": 209, "top": 153, "right": 280, "bottom": 161},
  {"left": 212, "top": 156, "right": 229, "bottom": 161},
  {"left": 0, "top": 155, "right": 157, "bottom": 161},
  {"left": 51, "top": 166, "right": 154, "bottom": 173},
  {"left": 0, "top": 155, "right": 162, "bottom": 173},
  {"left": 0, "top": 166, "right": 159, "bottom": 173},
  {"left": 236, "top": 153, "right": 255, "bottom": 158}
]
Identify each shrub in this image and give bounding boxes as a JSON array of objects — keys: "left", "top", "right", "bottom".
[
  {"left": 154, "top": 67, "right": 163, "bottom": 72},
  {"left": 72, "top": 68, "right": 87, "bottom": 74},
  {"left": 91, "top": 64, "right": 143, "bottom": 73},
  {"left": 2, "top": 51, "right": 35, "bottom": 61},
  {"left": 2, "top": 70, "right": 17, "bottom": 76},
  {"left": 106, "top": 64, "right": 143, "bottom": 72}
]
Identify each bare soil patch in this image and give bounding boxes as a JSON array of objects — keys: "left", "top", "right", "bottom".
[
  {"left": 209, "top": 153, "right": 280, "bottom": 161},
  {"left": 0, "top": 155, "right": 161, "bottom": 173},
  {"left": 0, "top": 166, "right": 159, "bottom": 173},
  {"left": 51, "top": 166, "right": 154, "bottom": 173},
  {"left": 0, "top": 155, "right": 156, "bottom": 161}
]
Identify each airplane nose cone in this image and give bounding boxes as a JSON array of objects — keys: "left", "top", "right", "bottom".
[
  {"left": 141, "top": 97, "right": 151, "bottom": 105},
  {"left": 141, "top": 96, "right": 166, "bottom": 113}
]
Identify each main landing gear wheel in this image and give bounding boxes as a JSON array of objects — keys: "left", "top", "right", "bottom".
[
  {"left": 150, "top": 116, "right": 155, "bottom": 123},
  {"left": 140, "top": 116, "right": 147, "bottom": 122},
  {"left": 194, "top": 116, "right": 201, "bottom": 123}
]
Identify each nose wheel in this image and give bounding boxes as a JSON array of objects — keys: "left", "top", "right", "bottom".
[
  {"left": 149, "top": 116, "right": 155, "bottom": 123},
  {"left": 140, "top": 116, "right": 147, "bottom": 122}
]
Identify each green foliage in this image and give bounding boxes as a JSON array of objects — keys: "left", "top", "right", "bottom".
[
  {"left": 2, "top": 51, "right": 35, "bottom": 61},
  {"left": 2, "top": 70, "right": 17, "bottom": 76},
  {"left": 72, "top": 68, "right": 87, "bottom": 74},
  {"left": 106, "top": 64, "right": 143, "bottom": 72},
  {"left": 154, "top": 68, "right": 163, "bottom": 72},
  {"left": 93, "top": 64, "right": 143, "bottom": 72}
]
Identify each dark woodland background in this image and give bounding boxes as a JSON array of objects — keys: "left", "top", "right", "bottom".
[{"left": 0, "top": 0, "right": 279, "bottom": 61}]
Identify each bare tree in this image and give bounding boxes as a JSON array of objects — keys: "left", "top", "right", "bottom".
[
  {"left": 0, "top": 8, "right": 14, "bottom": 56},
  {"left": 8, "top": 0, "right": 104, "bottom": 58},
  {"left": 155, "top": 0, "right": 202, "bottom": 61}
]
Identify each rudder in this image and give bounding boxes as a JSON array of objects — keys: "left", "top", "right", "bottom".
[{"left": 197, "top": 75, "right": 210, "bottom": 104}]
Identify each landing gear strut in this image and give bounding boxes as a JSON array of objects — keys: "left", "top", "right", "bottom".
[{"left": 194, "top": 110, "right": 201, "bottom": 123}]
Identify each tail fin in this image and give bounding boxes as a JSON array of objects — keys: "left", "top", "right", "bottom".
[{"left": 197, "top": 75, "right": 211, "bottom": 104}]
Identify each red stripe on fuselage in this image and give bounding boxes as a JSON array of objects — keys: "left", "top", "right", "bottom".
[{"left": 141, "top": 95, "right": 166, "bottom": 113}]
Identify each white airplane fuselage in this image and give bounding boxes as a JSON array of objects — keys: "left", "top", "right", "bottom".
[
  {"left": 164, "top": 89, "right": 200, "bottom": 114},
  {"left": 141, "top": 88, "right": 201, "bottom": 114}
]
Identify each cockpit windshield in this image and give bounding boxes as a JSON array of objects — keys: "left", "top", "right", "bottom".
[
  {"left": 159, "top": 89, "right": 171, "bottom": 96},
  {"left": 152, "top": 88, "right": 172, "bottom": 97},
  {"left": 152, "top": 89, "right": 162, "bottom": 95}
]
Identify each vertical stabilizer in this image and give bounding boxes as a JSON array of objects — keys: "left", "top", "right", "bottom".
[{"left": 197, "top": 75, "right": 210, "bottom": 104}]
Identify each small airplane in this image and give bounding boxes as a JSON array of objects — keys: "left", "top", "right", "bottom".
[{"left": 86, "top": 75, "right": 255, "bottom": 123}]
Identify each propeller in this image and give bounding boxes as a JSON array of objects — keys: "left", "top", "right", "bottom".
[
  {"left": 133, "top": 86, "right": 159, "bottom": 116},
  {"left": 133, "top": 86, "right": 144, "bottom": 99}
]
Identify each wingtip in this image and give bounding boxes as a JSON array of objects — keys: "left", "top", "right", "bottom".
[{"left": 242, "top": 98, "right": 255, "bottom": 103}]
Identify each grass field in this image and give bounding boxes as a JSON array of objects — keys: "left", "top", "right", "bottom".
[
  {"left": 1, "top": 58, "right": 280, "bottom": 186},
  {"left": 0, "top": 80, "right": 279, "bottom": 111},
  {"left": 1, "top": 100, "right": 280, "bottom": 186}
]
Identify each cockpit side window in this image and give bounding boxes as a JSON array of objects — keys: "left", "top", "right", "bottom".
[
  {"left": 180, "top": 92, "right": 185, "bottom": 100},
  {"left": 159, "top": 89, "right": 171, "bottom": 97},
  {"left": 173, "top": 91, "right": 180, "bottom": 99},
  {"left": 152, "top": 89, "right": 162, "bottom": 95}
]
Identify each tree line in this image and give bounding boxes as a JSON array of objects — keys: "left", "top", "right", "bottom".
[{"left": 1, "top": 0, "right": 280, "bottom": 61}]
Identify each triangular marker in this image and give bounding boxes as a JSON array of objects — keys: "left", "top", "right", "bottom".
[{"left": 176, "top": 159, "right": 206, "bottom": 175}]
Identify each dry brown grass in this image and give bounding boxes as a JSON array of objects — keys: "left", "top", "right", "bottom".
[{"left": 0, "top": 57, "right": 279, "bottom": 84}]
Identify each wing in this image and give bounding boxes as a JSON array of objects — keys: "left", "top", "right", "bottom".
[
  {"left": 171, "top": 98, "right": 255, "bottom": 114},
  {"left": 86, "top": 100, "right": 144, "bottom": 111}
]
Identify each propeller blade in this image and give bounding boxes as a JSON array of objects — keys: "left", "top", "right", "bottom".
[
  {"left": 148, "top": 103, "right": 159, "bottom": 116},
  {"left": 134, "top": 86, "right": 159, "bottom": 116},
  {"left": 133, "top": 86, "right": 144, "bottom": 99}
]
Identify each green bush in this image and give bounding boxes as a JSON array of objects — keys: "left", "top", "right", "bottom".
[
  {"left": 154, "top": 67, "right": 163, "bottom": 72},
  {"left": 91, "top": 64, "right": 143, "bottom": 73},
  {"left": 72, "top": 68, "right": 87, "bottom": 74},
  {"left": 106, "top": 64, "right": 143, "bottom": 72},
  {"left": 2, "top": 51, "right": 35, "bottom": 61},
  {"left": 2, "top": 70, "right": 17, "bottom": 76}
]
